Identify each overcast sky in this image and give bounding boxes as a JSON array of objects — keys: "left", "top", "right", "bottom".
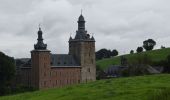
[{"left": 0, "top": 0, "right": 170, "bottom": 58}]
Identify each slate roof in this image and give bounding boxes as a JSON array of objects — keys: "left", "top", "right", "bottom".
[
  {"left": 15, "top": 58, "right": 31, "bottom": 68},
  {"left": 104, "top": 65, "right": 128, "bottom": 77},
  {"left": 105, "top": 65, "right": 127, "bottom": 73},
  {"left": 16, "top": 54, "right": 80, "bottom": 68},
  {"left": 51, "top": 54, "right": 80, "bottom": 67},
  {"left": 78, "top": 14, "right": 85, "bottom": 22}
]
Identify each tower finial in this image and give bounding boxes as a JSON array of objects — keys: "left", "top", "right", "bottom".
[
  {"left": 39, "top": 23, "right": 41, "bottom": 30},
  {"left": 81, "top": 9, "right": 82, "bottom": 15},
  {"left": 34, "top": 24, "right": 47, "bottom": 50}
]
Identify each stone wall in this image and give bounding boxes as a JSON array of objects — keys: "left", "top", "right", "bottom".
[{"left": 69, "top": 41, "right": 96, "bottom": 83}]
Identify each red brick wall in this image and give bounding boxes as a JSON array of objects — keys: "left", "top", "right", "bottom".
[
  {"left": 49, "top": 67, "right": 81, "bottom": 88},
  {"left": 18, "top": 50, "right": 81, "bottom": 89},
  {"left": 31, "top": 50, "right": 51, "bottom": 89}
]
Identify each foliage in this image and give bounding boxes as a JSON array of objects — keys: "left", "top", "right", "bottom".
[
  {"left": 96, "top": 65, "right": 106, "bottom": 80},
  {"left": 111, "top": 49, "right": 118, "bottom": 57},
  {"left": 121, "top": 54, "right": 152, "bottom": 77},
  {"left": 130, "top": 50, "right": 134, "bottom": 54},
  {"left": 136, "top": 47, "right": 143, "bottom": 53},
  {"left": 143, "top": 39, "right": 156, "bottom": 51},
  {"left": 96, "top": 48, "right": 118, "bottom": 60},
  {"left": 10, "top": 85, "right": 36, "bottom": 95},
  {"left": 0, "top": 52, "right": 15, "bottom": 95},
  {"left": 95, "top": 48, "right": 111, "bottom": 60},
  {"left": 161, "top": 45, "right": 166, "bottom": 49},
  {"left": 1, "top": 74, "right": 170, "bottom": 100}
]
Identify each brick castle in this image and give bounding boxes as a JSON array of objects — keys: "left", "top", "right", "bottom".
[{"left": 16, "top": 14, "right": 96, "bottom": 89}]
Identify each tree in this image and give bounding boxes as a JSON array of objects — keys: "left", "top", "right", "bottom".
[
  {"left": 111, "top": 49, "right": 118, "bottom": 57},
  {"left": 163, "top": 55, "right": 170, "bottom": 73},
  {"left": 161, "top": 45, "right": 165, "bottom": 49},
  {"left": 96, "top": 49, "right": 111, "bottom": 60},
  {"left": 130, "top": 50, "right": 134, "bottom": 54},
  {"left": 143, "top": 39, "right": 156, "bottom": 51},
  {"left": 136, "top": 47, "right": 143, "bottom": 53},
  {"left": 0, "top": 52, "right": 15, "bottom": 95}
]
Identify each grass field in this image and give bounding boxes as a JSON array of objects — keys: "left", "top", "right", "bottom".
[
  {"left": 1, "top": 74, "right": 170, "bottom": 100},
  {"left": 96, "top": 48, "right": 170, "bottom": 70}
]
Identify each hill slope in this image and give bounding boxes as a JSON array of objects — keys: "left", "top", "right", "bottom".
[
  {"left": 1, "top": 74, "right": 170, "bottom": 100},
  {"left": 97, "top": 48, "right": 170, "bottom": 69}
]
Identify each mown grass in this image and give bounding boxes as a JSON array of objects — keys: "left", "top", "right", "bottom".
[
  {"left": 1, "top": 74, "right": 170, "bottom": 100},
  {"left": 96, "top": 48, "right": 170, "bottom": 69}
]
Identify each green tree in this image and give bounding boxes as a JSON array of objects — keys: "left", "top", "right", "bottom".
[
  {"left": 143, "top": 39, "right": 156, "bottom": 51},
  {"left": 96, "top": 49, "right": 111, "bottom": 60},
  {"left": 0, "top": 52, "right": 15, "bottom": 95},
  {"left": 130, "top": 50, "right": 134, "bottom": 54},
  {"left": 136, "top": 47, "right": 143, "bottom": 53},
  {"left": 111, "top": 49, "right": 118, "bottom": 57}
]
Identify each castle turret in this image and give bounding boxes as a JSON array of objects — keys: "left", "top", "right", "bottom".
[
  {"left": 34, "top": 28, "right": 47, "bottom": 50},
  {"left": 69, "top": 14, "right": 96, "bottom": 82},
  {"left": 31, "top": 27, "right": 51, "bottom": 89}
]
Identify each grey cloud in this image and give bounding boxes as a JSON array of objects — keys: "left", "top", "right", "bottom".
[{"left": 0, "top": 0, "right": 170, "bottom": 58}]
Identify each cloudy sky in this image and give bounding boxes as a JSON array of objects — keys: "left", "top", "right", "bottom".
[{"left": 0, "top": 0, "right": 170, "bottom": 58}]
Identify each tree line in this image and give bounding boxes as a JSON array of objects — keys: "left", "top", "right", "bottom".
[
  {"left": 96, "top": 39, "right": 158, "bottom": 60},
  {"left": 96, "top": 49, "right": 118, "bottom": 60}
]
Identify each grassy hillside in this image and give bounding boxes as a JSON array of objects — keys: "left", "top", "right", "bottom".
[
  {"left": 1, "top": 74, "right": 170, "bottom": 100},
  {"left": 97, "top": 48, "right": 170, "bottom": 69}
]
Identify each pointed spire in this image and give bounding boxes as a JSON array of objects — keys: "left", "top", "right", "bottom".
[
  {"left": 69, "top": 33, "right": 72, "bottom": 40},
  {"left": 91, "top": 33, "right": 95, "bottom": 41},
  {"left": 78, "top": 10, "right": 85, "bottom": 31},
  {"left": 69, "top": 36, "right": 72, "bottom": 41},
  {"left": 91, "top": 36, "right": 95, "bottom": 41}
]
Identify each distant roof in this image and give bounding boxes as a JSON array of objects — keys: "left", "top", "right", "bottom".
[
  {"left": 51, "top": 54, "right": 80, "bottom": 67},
  {"left": 17, "top": 54, "right": 80, "bottom": 68},
  {"left": 104, "top": 65, "right": 128, "bottom": 74},
  {"left": 15, "top": 58, "right": 31, "bottom": 69}
]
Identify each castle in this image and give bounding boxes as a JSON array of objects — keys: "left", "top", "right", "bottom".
[{"left": 16, "top": 14, "right": 96, "bottom": 89}]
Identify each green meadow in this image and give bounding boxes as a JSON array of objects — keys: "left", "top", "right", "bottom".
[{"left": 1, "top": 74, "right": 170, "bottom": 100}]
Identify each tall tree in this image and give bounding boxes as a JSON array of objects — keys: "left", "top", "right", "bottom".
[
  {"left": 136, "top": 47, "right": 143, "bottom": 53},
  {"left": 143, "top": 39, "right": 156, "bottom": 51}
]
